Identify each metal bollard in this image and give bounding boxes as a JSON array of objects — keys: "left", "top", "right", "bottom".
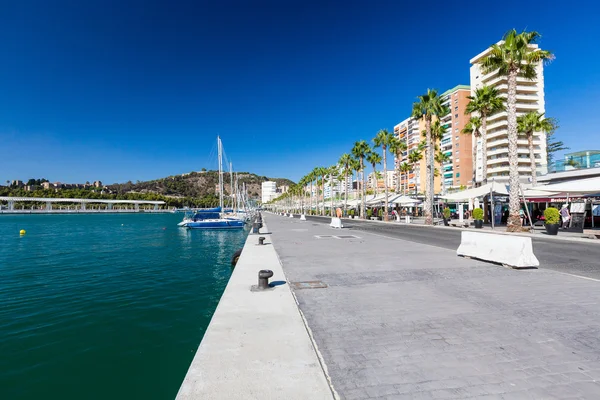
[
  {"left": 258, "top": 269, "right": 273, "bottom": 289},
  {"left": 258, "top": 236, "right": 265, "bottom": 245},
  {"left": 252, "top": 222, "right": 260, "bottom": 234}
]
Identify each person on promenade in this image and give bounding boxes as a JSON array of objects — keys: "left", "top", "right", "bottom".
[{"left": 561, "top": 204, "right": 571, "bottom": 229}]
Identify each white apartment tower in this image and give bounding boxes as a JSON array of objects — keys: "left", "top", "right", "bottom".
[
  {"left": 470, "top": 43, "right": 548, "bottom": 184},
  {"left": 261, "top": 181, "right": 277, "bottom": 203}
]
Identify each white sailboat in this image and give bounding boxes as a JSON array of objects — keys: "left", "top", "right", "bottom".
[{"left": 178, "top": 137, "right": 245, "bottom": 229}]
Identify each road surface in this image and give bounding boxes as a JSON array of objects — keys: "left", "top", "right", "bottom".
[{"left": 304, "top": 215, "right": 600, "bottom": 280}]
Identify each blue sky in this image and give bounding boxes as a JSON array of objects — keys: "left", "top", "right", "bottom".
[{"left": 1, "top": 0, "right": 598, "bottom": 184}]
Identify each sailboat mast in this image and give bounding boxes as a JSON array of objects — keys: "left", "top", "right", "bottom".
[
  {"left": 218, "top": 136, "right": 223, "bottom": 210},
  {"left": 229, "top": 162, "right": 233, "bottom": 209}
]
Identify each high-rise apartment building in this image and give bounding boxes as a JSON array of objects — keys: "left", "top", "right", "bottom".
[
  {"left": 470, "top": 43, "right": 547, "bottom": 183},
  {"left": 440, "top": 85, "right": 474, "bottom": 190},
  {"left": 393, "top": 117, "right": 442, "bottom": 195},
  {"left": 261, "top": 181, "right": 277, "bottom": 203}
]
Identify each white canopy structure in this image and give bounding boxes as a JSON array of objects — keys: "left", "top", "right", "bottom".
[
  {"left": 531, "top": 176, "right": 600, "bottom": 195},
  {"left": 442, "top": 181, "right": 509, "bottom": 201},
  {"left": 366, "top": 193, "right": 393, "bottom": 205},
  {"left": 389, "top": 195, "right": 421, "bottom": 206}
]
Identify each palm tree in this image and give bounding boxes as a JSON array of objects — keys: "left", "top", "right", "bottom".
[
  {"left": 350, "top": 157, "right": 361, "bottom": 208},
  {"left": 412, "top": 89, "right": 449, "bottom": 225},
  {"left": 338, "top": 153, "right": 353, "bottom": 215},
  {"left": 479, "top": 29, "right": 554, "bottom": 231},
  {"left": 465, "top": 85, "right": 504, "bottom": 185},
  {"left": 366, "top": 151, "right": 382, "bottom": 196},
  {"left": 408, "top": 148, "right": 423, "bottom": 197},
  {"left": 517, "top": 111, "right": 555, "bottom": 186},
  {"left": 435, "top": 151, "right": 451, "bottom": 195},
  {"left": 373, "top": 129, "right": 395, "bottom": 221},
  {"left": 400, "top": 162, "right": 411, "bottom": 195},
  {"left": 389, "top": 137, "right": 407, "bottom": 194},
  {"left": 351, "top": 140, "right": 371, "bottom": 219},
  {"left": 314, "top": 166, "right": 327, "bottom": 216},
  {"left": 546, "top": 118, "right": 566, "bottom": 166},
  {"left": 461, "top": 116, "right": 482, "bottom": 188},
  {"left": 327, "top": 165, "right": 338, "bottom": 214}
]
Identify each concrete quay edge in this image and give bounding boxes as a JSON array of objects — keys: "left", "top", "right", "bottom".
[{"left": 176, "top": 221, "right": 334, "bottom": 400}]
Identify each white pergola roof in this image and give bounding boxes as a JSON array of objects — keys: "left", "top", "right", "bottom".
[
  {"left": 531, "top": 176, "right": 600, "bottom": 195},
  {"left": 0, "top": 196, "right": 165, "bottom": 205},
  {"left": 442, "top": 181, "right": 509, "bottom": 201}
]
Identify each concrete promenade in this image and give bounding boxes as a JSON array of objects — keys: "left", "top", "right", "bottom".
[
  {"left": 176, "top": 220, "right": 333, "bottom": 400},
  {"left": 266, "top": 213, "right": 600, "bottom": 399}
]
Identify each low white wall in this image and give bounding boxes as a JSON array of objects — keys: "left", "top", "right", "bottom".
[
  {"left": 457, "top": 231, "right": 540, "bottom": 268},
  {"left": 176, "top": 222, "right": 333, "bottom": 400}
]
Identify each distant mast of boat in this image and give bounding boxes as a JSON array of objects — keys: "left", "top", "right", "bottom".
[{"left": 218, "top": 136, "right": 224, "bottom": 210}]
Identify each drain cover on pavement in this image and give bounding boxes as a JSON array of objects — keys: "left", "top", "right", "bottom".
[
  {"left": 335, "top": 235, "right": 360, "bottom": 239},
  {"left": 314, "top": 235, "right": 334, "bottom": 239},
  {"left": 290, "top": 281, "right": 328, "bottom": 290}
]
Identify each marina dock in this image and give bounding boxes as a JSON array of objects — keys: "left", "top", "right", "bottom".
[{"left": 178, "top": 212, "right": 600, "bottom": 399}]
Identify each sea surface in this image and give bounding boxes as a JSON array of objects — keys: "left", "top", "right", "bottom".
[{"left": 0, "top": 213, "right": 248, "bottom": 399}]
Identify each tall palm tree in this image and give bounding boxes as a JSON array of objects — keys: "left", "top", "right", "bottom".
[
  {"left": 408, "top": 148, "right": 423, "bottom": 196},
  {"left": 435, "top": 151, "right": 451, "bottom": 195},
  {"left": 400, "top": 162, "right": 411, "bottom": 195},
  {"left": 461, "top": 116, "right": 482, "bottom": 188},
  {"left": 389, "top": 137, "right": 407, "bottom": 194},
  {"left": 338, "top": 153, "right": 353, "bottom": 215},
  {"left": 350, "top": 157, "right": 361, "bottom": 206},
  {"left": 351, "top": 140, "right": 371, "bottom": 219},
  {"left": 366, "top": 151, "right": 382, "bottom": 196},
  {"left": 465, "top": 85, "right": 504, "bottom": 185},
  {"left": 479, "top": 29, "right": 553, "bottom": 231},
  {"left": 314, "top": 166, "right": 327, "bottom": 216},
  {"left": 327, "top": 165, "right": 338, "bottom": 214},
  {"left": 517, "top": 111, "right": 555, "bottom": 186},
  {"left": 412, "top": 89, "right": 449, "bottom": 225},
  {"left": 373, "top": 129, "right": 395, "bottom": 221}
]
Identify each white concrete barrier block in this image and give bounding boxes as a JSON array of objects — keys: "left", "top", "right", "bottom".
[
  {"left": 300, "top": 214, "right": 306, "bottom": 221},
  {"left": 457, "top": 231, "right": 539, "bottom": 268},
  {"left": 289, "top": 213, "right": 294, "bottom": 218},
  {"left": 329, "top": 217, "right": 343, "bottom": 229}
]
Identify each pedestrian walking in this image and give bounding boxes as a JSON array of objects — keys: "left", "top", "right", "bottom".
[{"left": 560, "top": 204, "right": 571, "bottom": 229}]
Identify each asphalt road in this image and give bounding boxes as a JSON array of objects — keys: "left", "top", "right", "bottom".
[{"left": 303, "top": 215, "right": 600, "bottom": 280}]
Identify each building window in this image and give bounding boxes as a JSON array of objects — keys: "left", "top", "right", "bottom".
[
  {"left": 456, "top": 173, "right": 460, "bottom": 178},
  {"left": 456, "top": 165, "right": 460, "bottom": 169},
  {"left": 455, "top": 136, "right": 459, "bottom": 139},
  {"left": 455, "top": 143, "right": 459, "bottom": 148},
  {"left": 455, "top": 114, "right": 459, "bottom": 118},
  {"left": 454, "top": 106, "right": 458, "bottom": 111},
  {"left": 455, "top": 128, "right": 458, "bottom": 132}
]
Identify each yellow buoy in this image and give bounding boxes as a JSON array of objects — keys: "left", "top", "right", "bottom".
[{"left": 20, "top": 229, "right": 26, "bottom": 235}]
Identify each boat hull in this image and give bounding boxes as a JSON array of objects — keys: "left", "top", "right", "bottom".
[{"left": 184, "top": 219, "right": 245, "bottom": 229}]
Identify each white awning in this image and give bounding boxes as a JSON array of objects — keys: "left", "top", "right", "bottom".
[
  {"left": 531, "top": 176, "right": 600, "bottom": 195},
  {"left": 442, "top": 181, "right": 509, "bottom": 201},
  {"left": 389, "top": 195, "right": 421, "bottom": 205}
]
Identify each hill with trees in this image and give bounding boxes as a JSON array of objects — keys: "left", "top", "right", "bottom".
[{"left": 0, "top": 172, "right": 295, "bottom": 208}]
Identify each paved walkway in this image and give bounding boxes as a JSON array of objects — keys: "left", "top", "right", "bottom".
[{"left": 266, "top": 213, "right": 600, "bottom": 399}]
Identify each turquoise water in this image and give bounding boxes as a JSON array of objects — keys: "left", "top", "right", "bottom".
[{"left": 0, "top": 214, "right": 248, "bottom": 399}]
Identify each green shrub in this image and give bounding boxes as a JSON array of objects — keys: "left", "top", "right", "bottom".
[
  {"left": 378, "top": 209, "right": 383, "bottom": 217},
  {"left": 443, "top": 207, "right": 451, "bottom": 219},
  {"left": 544, "top": 207, "right": 560, "bottom": 225},
  {"left": 349, "top": 209, "right": 355, "bottom": 216},
  {"left": 472, "top": 208, "right": 484, "bottom": 221},
  {"left": 367, "top": 209, "right": 373, "bottom": 218}
]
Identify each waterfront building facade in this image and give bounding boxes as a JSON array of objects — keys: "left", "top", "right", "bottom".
[
  {"left": 393, "top": 117, "right": 442, "bottom": 195},
  {"left": 440, "top": 85, "right": 474, "bottom": 191},
  {"left": 470, "top": 43, "right": 548, "bottom": 184},
  {"left": 261, "top": 181, "right": 277, "bottom": 203}
]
